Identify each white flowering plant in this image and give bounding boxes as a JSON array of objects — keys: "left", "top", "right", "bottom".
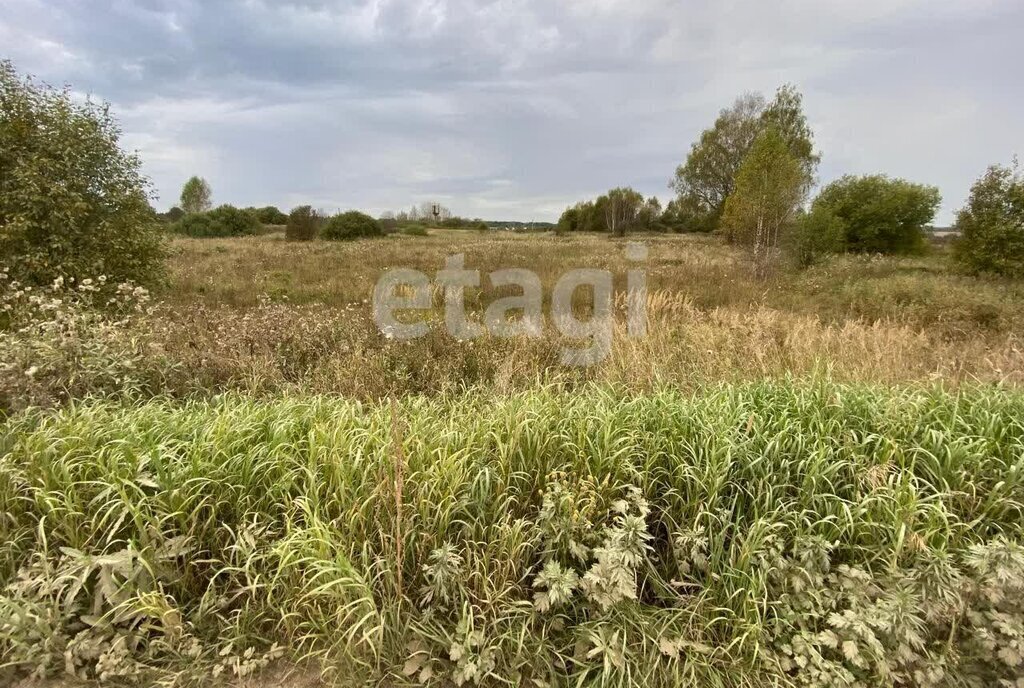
[{"left": 0, "top": 270, "right": 161, "bottom": 413}]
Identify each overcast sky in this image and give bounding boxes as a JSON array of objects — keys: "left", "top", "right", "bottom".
[{"left": 3, "top": 0, "right": 1021, "bottom": 223}]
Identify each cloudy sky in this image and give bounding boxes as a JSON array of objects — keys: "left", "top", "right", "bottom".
[{"left": 2, "top": 0, "right": 1021, "bottom": 223}]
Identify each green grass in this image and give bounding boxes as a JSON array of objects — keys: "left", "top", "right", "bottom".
[{"left": 3, "top": 380, "right": 1023, "bottom": 685}]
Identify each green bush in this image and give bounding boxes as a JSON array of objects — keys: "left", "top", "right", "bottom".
[
  {"left": 399, "top": 223, "right": 428, "bottom": 236},
  {"left": 173, "top": 205, "right": 261, "bottom": 238},
  {"left": 788, "top": 205, "right": 846, "bottom": 268},
  {"left": 953, "top": 163, "right": 1024, "bottom": 277},
  {"left": 157, "top": 207, "right": 185, "bottom": 224},
  {"left": 0, "top": 60, "right": 165, "bottom": 287},
  {"left": 322, "top": 210, "right": 382, "bottom": 241},
  {"left": 249, "top": 206, "right": 288, "bottom": 225},
  {"left": 285, "top": 205, "right": 321, "bottom": 241},
  {"left": 813, "top": 174, "right": 940, "bottom": 254}
]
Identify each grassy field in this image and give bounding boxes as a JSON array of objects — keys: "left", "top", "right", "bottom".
[
  {"left": 3, "top": 382, "right": 1024, "bottom": 686},
  {"left": 4, "top": 231, "right": 1024, "bottom": 686},
  {"left": 148, "top": 231, "right": 1024, "bottom": 404}
]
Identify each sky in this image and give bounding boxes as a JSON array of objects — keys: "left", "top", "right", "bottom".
[{"left": 2, "top": 0, "right": 1021, "bottom": 224}]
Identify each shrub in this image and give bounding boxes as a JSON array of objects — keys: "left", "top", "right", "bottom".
[
  {"left": 155, "top": 207, "right": 185, "bottom": 224},
  {"left": 813, "top": 174, "right": 940, "bottom": 254},
  {"left": 322, "top": 210, "right": 382, "bottom": 241},
  {"left": 953, "top": 163, "right": 1024, "bottom": 277},
  {"left": 249, "top": 206, "right": 288, "bottom": 225},
  {"left": 0, "top": 269, "right": 163, "bottom": 414},
  {"left": 173, "top": 205, "right": 261, "bottom": 238},
  {"left": 400, "top": 223, "right": 428, "bottom": 236},
  {"left": 788, "top": 205, "right": 846, "bottom": 268},
  {"left": 0, "top": 60, "right": 165, "bottom": 288},
  {"left": 285, "top": 205, "right": 321, "bottom": 241}
]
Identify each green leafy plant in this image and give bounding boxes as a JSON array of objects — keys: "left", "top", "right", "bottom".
[
  {"left": 322, "top": 211, "right": 383, "bottom": 241},
  {"left": 285, "top": 205, "right": 322, "bottom": 241},
  {"left": 953, "top": 162, "right": 1024, "bottom": 277},
  {"left": 0, "top": 60, "right": 165, "bottom": 288},
  {"left": 179, "top": 176, "right": 212, "bottom": 215},
  {"left": 173, "top": 204, "right": 261, "bottom": 238},
  {"left": 812, "top": 174, "right": 941, "bottom": 254}
]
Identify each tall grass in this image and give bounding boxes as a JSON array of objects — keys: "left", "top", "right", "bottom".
[{"left": 2, "top": 380, "right": 1023, "bottom": 685}]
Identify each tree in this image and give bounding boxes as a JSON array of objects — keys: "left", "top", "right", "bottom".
[
  {"left": 670, "top": 85, "right": 819, "bottom": 238},
  {"left": 249, "top": 206, "right": 287, "bottom": 225},
  {"left": 557, "top": 201, "right": 602, "bottom": 233},
  {"left": 602, "top": 187, "right": 645, "bottom": 236},
  {"left": 637, "top": 196, "right": 663, "bottom": 232},
  {"left": 286, "top": 205, "right": 322, "bottom": 241},
  {"left": 953, "top": 162, "right": 1024, "bottom": 277},
  {"left": 180, "top": 176, "right": 212, "bottom": 215},
  {"left": 670, "top": 93, "right": 766, "bottom": 232},
  {"left": 322, "top": 211, "right": 382, "bottom": 240},
  {"left": 556, "top": 205, "right": 580, "bottom": 234},
  {"left": 173, "top": 205, "right": 261, "bottom": 238},
  {"left": 378, "top": 211, "right": 398, "bottom": 234},
  {"left": 812, "top": 175, "right": 940, "bottom": 254},
  {"left": 760, "top": 84, "right": 820, "bottom": 193},
  {"left": 661, "top": 196, "right": 714, "bottom": 233},
  {"left": 0, "top": 60, "right": 165, "bottom": 287},
  {"left": 788, "top": 205, "right": 846, "bottom": 268},
  {"left": 720, "top": 128, "right": 806, "bottom": 278}
]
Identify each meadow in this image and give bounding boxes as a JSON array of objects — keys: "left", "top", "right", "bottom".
[
  {"left": 3, "top": 230, "right": 1024, "bottom": 686},
  {"left": 154, "top": 231, "right": 1024, "bottom": 399}
]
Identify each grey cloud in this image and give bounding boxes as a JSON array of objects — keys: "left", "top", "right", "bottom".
[{"left": 2, "top": 0, "right": 1022, "bottom": 222}]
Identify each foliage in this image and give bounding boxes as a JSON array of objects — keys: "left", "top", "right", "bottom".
[
  {"left": 285, "top": 205, "right": 322, "bottom": 241},
  {"left": 759, "top": 83, "right": 820, "bottom": 192},
  {"left": 0, "top": 269, "right": 163, "bottom": 414},
  {"left": 248, "top": 205, "right": 288, "bottom": 225},
  {"left": 322, "top": 210, "right": 383, "bottom": 241},
  {"left": 953, "top": 162, "right": 1024, "bottom": 277},
  {"left": 788, "top": 205, "right": 847, "bottom": 268},
  {"left": 720, "top": 127, "right": 806, "bottom": 277},
  {"left": 671, "top": 92, "right": 766, "bottom": 231},
  {"left": 603, "top": 187, "right": 645, "bottom": 236},
  {"left": 661, "top": 195, "right": 717, "bottom": 233},
  {"left": 179, "top": 176, "right": 212, "bottom": 215},
  {"left": 813, "top": 175, "right": 940, "bottom": 254},
  {"left": 557, "top": 187, "right": 647, "bottom": 234},
  {"left": 670, "top": 84, "right": 819, "bottom": 235},
  {"left": 2, "top": 382, "right": 1024, "bottom": 685},
  {"left": 0, "top": 60, "right": 165, "bottom": 288},
  {"left": 556, "top": 205, "right": 583, "bottom": 233},
  {"left": 156, "top": 207, "right": 185, "bottom": 224},
  {"left": 173, "top": 204, "right": 262, "bottom": 238}
]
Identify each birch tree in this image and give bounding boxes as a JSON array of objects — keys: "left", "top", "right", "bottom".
[{"left": 720, "top": 128, "right": 805, "bottom": 278}]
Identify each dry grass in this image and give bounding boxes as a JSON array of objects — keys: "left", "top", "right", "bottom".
[
  {"left": 165, "top": 231, "right": 1024, "bottom": 339},
  {"left": 149, "top": 231, "right": 1024, "bottom": 399}
]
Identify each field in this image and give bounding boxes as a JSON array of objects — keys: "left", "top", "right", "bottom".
[
  {"left": 3, "top": 231, "right": 1024, "bottom": 686},
  {"left": 152, "top": 232, "right": 1024, "bottom": 400}
]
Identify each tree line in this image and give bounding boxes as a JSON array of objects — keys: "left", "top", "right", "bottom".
[
  {"left": 557, "top": 83, "right": 1022, "bottom": 278},
  {"left": 162, "top": 178, "right": 495, "bottom": 238},
  {"left": 2, "top": 59, "right": 1023, "bottom": 291}
]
